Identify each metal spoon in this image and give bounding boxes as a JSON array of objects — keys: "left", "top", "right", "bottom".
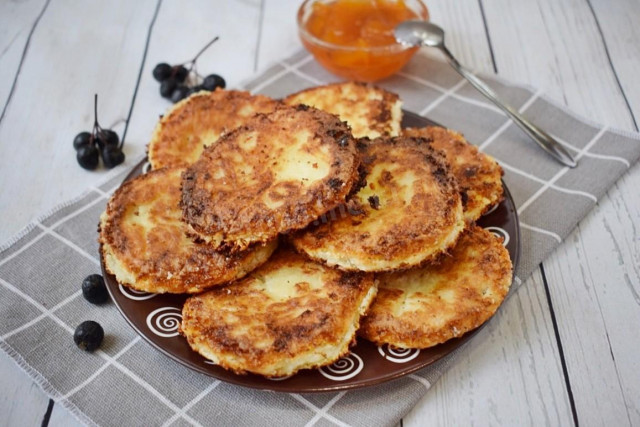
[{"left": 395, "top": 20, "right": 577, "bottom": 168}]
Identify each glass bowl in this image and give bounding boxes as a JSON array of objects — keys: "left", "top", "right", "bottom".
[{"left": 297, "top": 0, "right": 429, "bottom": 82}]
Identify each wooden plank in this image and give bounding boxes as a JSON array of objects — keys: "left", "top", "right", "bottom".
[
  {"left": 405, "top": 271, "right": 573, "bottom": 425},
  {"left": 0, "top": 2, "right": 54, "bottom": 424},
  {"left": 0, "top": 0, "right": 158, "bottom": 424},
  {"left": 0, "top": 352, "right": 51, "bottom": 427},
  {"left": 403, "top": 1, "right": 572, "bottom": 425},
  {"left": 123, "top": 0, "right": 262, "bottom": 157},
  {"left": 48, "top": 401, "right": 84, "bottom": 427},
  {"left": 483, "top": 0, "right": 640, "bottom": 424},
  {"left": 0, "top": 0, "right": 158, "bottom": 244},
  {"left": 481, "top": 0, "right": 634, "bottom": 130},
  {"left": 257, "top": 0, "right": 305, "bottom": 71},
  {"left": 0, "top": 0, "right": 47, "bottom": 112},
  {"left": 426, "top": 0, "right": 494, "bottom": 72},
  {"left": 589, "top": 0, "right": 640, "bottom": 129},
  {"left": 6, "top": 1, "right": 260, "bottom": 424},
  {"left": 580, "top": 2, "right": 640, "bottom": 423}
]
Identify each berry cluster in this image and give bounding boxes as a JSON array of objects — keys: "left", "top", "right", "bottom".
[
  {"left": 74, "top": 94, "right": 125, "bottom": 170},
  {"left": 153, "top": 36, "right": 226, "bottom": 103}
]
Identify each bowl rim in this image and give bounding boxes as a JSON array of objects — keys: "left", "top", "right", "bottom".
[{"left": 296, "top": 0, "right": 429, "bottom": 54}]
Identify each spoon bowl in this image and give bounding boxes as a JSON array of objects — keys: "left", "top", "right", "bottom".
[{"left": 395, "top": 20, "right": 445, "bottom": 48}]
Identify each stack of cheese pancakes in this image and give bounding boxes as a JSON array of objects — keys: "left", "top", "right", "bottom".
[{"left": 99, "top": 82, "right": 512, "bottom": 378}]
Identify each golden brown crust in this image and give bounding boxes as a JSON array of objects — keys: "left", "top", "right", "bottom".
[
  {"left": 181, "top": 104, "right": 360, "bottom": 249},
  {"left": 283, "top": 82, "right": 402, "bottom": 138},
  {"left": 148, "top": 89, "right": 279, "bottom": 169},
  {"left": 180, "top": 247, "right": 377, "bottom": 377},
  {"left": 99, "top": 167, "right": 277, "bottom": 294},
  {"left": 359, "top": 225, "right": 512, "bottom": 348},
  {"left": 403, "top": 126, "right": 504, "bottom": 222},
  {"left": 290, "top": 135, "right": 466, "bottom": 272}
]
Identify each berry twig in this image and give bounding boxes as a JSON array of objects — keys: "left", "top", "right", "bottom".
[
  {"left": 185, "top": 35, "right": 220, "bottom": 66},
  {"left": 72, "top": 94, "right": 125, "bottom": 170},
  {"left": 153, "top": 35, "right": 226, "bottom": 103}
]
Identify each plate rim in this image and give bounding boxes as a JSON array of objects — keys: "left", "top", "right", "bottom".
[{"left": 102, "top": 111, "right": 521, "bottom": 393}]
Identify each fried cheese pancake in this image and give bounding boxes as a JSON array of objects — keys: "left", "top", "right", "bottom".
[
  {"left": 181, "top": 104, "right": 360, "bottom": 249},
  {"left": 180, "top": 247, "right": 377, "bottom": 377},
  {"left": 283, "top": 82, "right": 402, "bottom": 138},
  {"left": 359, "top": 225, "right": 512, "bottom": 349},
  {"left": 99, "top": 167, "right": 277, "bottom": 294},
  {"left": 403, "top": 126, "right": 504, "bottom": 222},
  {"left": 291, "top": 136, "right": 465, "bottom": 272},
  {"left": 148, "top": 90, "right": 279, "bottom": 169}
]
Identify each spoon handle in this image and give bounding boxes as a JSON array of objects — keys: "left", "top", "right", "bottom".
[{"left": 440, "top": 46, "right": 577, "bottom": 168}]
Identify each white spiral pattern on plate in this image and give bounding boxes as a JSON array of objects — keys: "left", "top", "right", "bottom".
[
  {"left": 146, "top": 307, "right": 182, "bottom": 337},
  {"left": 377, "top": 346, "right": 420, "bottom": 363},
  {"left": 483, "top": 203, "right": 500, "bottom": 216},
  {"left": 142, "top": 161, "right": 152, "bottom": 174},
  {"left": 267, "top": 375, "right": 293, "bottom": 381},
  {"left": 119, "top": 284, "right": 156, "bottom": 300},
  {"left": 485, "top": 226, "right": 510, "bottom": 247},
  {"left": 319, "top": 353, "right": 364, "bottom": 381}
]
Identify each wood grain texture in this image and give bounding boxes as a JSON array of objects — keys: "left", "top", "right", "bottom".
[
  {"left": 481, "top": 0, "right": 635, "bottom": 130},
  {"left": 0, "top": 0, "right": 48, "bottom": 113},
  {"left": 0, "top": 0, "right": 637, "bottom": 426},
  {"left": 589, "top": 0, "right": 640, "bottom": 129},
  {"left": 482, "top": 0, "right": 640, "bottom": 425},
  {"left": 0, "top": 351, "right": 51, "bottom": 426},
  {"left": 257, "top": 0, "right": 304, "bottom": 71},
  {"left": 0, "top": 0, "right": 156, "bottom": 424},
  {"left": 123, "top": 0, "right": 262, "bottom": 162},
  {"left": 0, "top": 0, "right": 157, "bottom": 244},
  {"left": 48, "top": 402, "right": 83, "bottom": 427},
  {"left": 404, "top": 2, "right": 573, "bottom": 425}
]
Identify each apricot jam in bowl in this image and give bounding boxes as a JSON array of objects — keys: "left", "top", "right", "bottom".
[{"left": 297, "top": 0, "right": 429, "bottom": 82}]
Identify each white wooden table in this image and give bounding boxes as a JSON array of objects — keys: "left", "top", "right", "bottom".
[{"left": 1, "top": 1, "right": 638, "bottom": 425}]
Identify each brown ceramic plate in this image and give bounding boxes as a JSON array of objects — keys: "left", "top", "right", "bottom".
[{"left": 102, "top": 111, "right": 520, "bottom": 393}]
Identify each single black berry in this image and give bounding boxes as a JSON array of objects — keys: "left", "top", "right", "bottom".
[
  {"left": 74, "top": 321, "right": 104, "bottom": 352},
  {"left": 102, "top": 146, "right": 125, "bottom": 168},
  {"left": 73, "top": 132, "right": 92, "bottom": 150},
  {"left": 76, "top": 145, "right": 99, "bottom": 170},
  {"left": 152, "top": 63, "right": 172, "bottom": 82},
  {"left": 173, "top": 65, "right": 189, "bottom": 83},
  {"left": 160, "top": 78, "right": 177, "bottom": 98},
  {"left": 98, "top": 129, "right": 119, "bottom": 148},
  {"left": 202, "top": 74, "right": 226, "bottom": 91},
  {"left": 170, "top": 85, "right": 190, "bottom": 103},
  {"left": 82, "top": 274, "right": 109, "bottom": 304}
]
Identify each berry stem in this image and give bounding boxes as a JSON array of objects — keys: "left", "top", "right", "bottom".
[
  {"left": 93, "top": 94, "right": 99, "bottom": 128},
  {"left": 190, "top": 35, "right": 219, "bottom": 63},
  {"left": 107, "top": 117, "right": 127, "bottom": 129}
]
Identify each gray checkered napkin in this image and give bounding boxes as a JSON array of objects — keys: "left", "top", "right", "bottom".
[{"left": 1, "top": 50, "right": 639, "bottom": 426}]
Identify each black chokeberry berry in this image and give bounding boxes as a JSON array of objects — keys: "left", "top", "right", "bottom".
[
  {"left": 73, "top": 132, "right": 92, "bottom": 150},
  {"left": 102, "top": 146, "right": 125, "bottom": 168},
  {"left": 171, "top": 85, "right": 190, "bottom": 103},
  {"left": 98, "top": 129, "right": 120, "bottom": 147},
  {"left": 173, "top": 65, "right": 189, "bottom": 83},
  {"left": 82, "top": 274, "right": 109, "bottom": 304},
  {"left": 160, "top": 78, "right": 177, "bottom": 98},
  {"left": 153, "top": 63, "right": 172, "bottom": 82},
  {"left": 74, "top": 321, "right": 104, "bottom": 352},
  {"left": 202, "top": 74, "right": 226, "bottom": 91},
  {"left": 77, "top": 145, "right": 99, "bottom": 170}
]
